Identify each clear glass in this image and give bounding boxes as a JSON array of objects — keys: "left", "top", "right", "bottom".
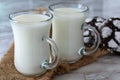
[
  {"left": 9, "top": 10, "right": 59, "bottom": 76},
  {"left": 49, "top": 2, "right": 100, "bottom": 63}
]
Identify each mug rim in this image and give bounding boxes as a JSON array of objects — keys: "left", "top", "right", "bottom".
[
  {"left": 49, "top": 2, "right": 89, "bottom": 13},
  {"left": 9, "top": 9, "right": 53, "bottom": 23}
]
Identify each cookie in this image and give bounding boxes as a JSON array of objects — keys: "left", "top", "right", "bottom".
[{"left": 84, "top": 17, "right": 120, "bottom": 54}]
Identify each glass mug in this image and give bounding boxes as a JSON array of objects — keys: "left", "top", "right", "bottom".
[
  {"left": 49, "top": 2, "right": 100, "bottom": 63},
  {"left": 9, "top": 10, "right": 59, "bottom": 76}
]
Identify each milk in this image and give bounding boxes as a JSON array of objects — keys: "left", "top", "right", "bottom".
[
  {"left": 11, "top": 14, "right": 51, "bottom": 75},
  {"left": 52, "top": 8, "right": 86, "bottom": 62}
]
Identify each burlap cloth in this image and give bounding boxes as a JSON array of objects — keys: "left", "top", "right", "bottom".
[{"left": 0, "top": 41, "right": 109, "bottom": 80}]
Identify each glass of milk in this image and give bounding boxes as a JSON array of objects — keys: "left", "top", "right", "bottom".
[
  {"left": 49, "top": 2, "right": 100, "bottom": 63},
  {"left": 9, "top": 10, "right": 59, "bottom": 76}
]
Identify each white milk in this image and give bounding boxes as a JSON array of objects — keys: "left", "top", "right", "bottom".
[
  {"left": 52, "top": 8, "right": 86, "bottom": 62},
  {"left": 11, "top": 14, "right": 51, "bottom": 75}
]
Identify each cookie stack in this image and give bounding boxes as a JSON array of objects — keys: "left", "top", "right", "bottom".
[{"left": 84, "top": 17, "right": 120, "bottom": 54}]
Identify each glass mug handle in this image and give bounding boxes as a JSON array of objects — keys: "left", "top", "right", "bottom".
[
  {"left": 79, "top": 25, "right": 101, "bottom": 55},
  {"left": 41, "top": 37, "right": 59, "bottom": 69}
]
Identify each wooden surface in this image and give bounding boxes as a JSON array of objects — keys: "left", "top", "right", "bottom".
[{"left": 0, "top": 0, "right": 120, "bottom": 80}]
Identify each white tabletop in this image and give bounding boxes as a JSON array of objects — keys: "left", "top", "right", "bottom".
[{"left": 0, "top": 0, "right": 120, "bottom": 80}]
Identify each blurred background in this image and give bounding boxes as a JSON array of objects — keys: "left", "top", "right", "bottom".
[{"left": 0, "top": 0, "right": 120, "bottom": 58}]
